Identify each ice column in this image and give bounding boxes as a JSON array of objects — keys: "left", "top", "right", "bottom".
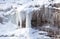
[
  {"left": 19, "top": 13, "right": 22, "bottom": 28},
  {"left": 16, "top": 10, "right": 22, "bottom": 28},
  {"left": 26, "top": 11, "right": 32, "bottom": 28},
  {"left": 16, "top": 10, "right": 19, "bottom": 28}
]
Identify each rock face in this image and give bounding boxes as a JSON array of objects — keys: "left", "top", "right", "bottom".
[
  {"left": 53, "top": 11, "right": 60, "bottom": 27},
  {"left": 0, "top": 17, "right": 3, "bottom": 24},
  {"left": 31, "top": 5, "right": 53, "bottom": 27},
  {"left": 31, "top": 3, "right": 60, "bottom": 27},
  {"left": 52, "top": 3, "right": 60, "bottom": 28},
  {"left": 52, "top": 3, "right": 60, "bottom": 8},
  {"left": 31, "top": 3, "right": 60, "bottom": 38}
]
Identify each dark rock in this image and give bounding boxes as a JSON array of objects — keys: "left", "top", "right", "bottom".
[{"left": 0, "top": 17, "right": 3, "bottom": 24}]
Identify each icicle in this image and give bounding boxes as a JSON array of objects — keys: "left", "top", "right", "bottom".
[
  {"left": 26, "top": 12, "right": 32, "bottom": 28},
  {"left": 16, "top": 10, "right": 19, "bottom": 28},
  {"left": 19, "top": 13, "right": 22, "bottom": 28},
  {"left": 15, "top": 10, "right": 22, "bottom": 28}
]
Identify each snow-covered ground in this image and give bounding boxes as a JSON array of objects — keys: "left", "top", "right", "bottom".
[
  {"left": 0, "top": 21, "right": 51, "bottom": 39},
  {"left": 0, "top": 21, "right": 17, "bottom": 35},
  {"left": 0, "top": 28, "right": 51, "bottom": 39}
]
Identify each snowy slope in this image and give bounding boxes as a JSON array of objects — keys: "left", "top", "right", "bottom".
[{"left": 0, "top": 21, "right": 17, "bottom": 35}]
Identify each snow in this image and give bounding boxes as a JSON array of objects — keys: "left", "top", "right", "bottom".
[
  {"left": 0, "top": 21, "right": 17, "bottom": 35},
  {"left": 0, "top": 0, "right": 60, "bottom": 39},
  {"left": 0, "top": 3, "right": 12, "bottom": 10},
  {"left": 54, "top": 0, "right": 60, "bottom": 3},
  {"left": 0, "top": 20, "right": 51, "bottom": 39},
  {"left": 53, "top": 7, "right": 60, "bottom": 10},
  {"left": 0, "top": 28, "right": 51, "bottom": 39}
]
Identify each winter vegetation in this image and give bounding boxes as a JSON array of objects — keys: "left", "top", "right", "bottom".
[{"left": 0, "top": 0, "right": 60, "bottom": 39}]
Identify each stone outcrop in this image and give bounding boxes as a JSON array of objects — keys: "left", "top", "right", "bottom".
[{"left": 31, "top": 3, "right": 60, "bottom": 38}]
